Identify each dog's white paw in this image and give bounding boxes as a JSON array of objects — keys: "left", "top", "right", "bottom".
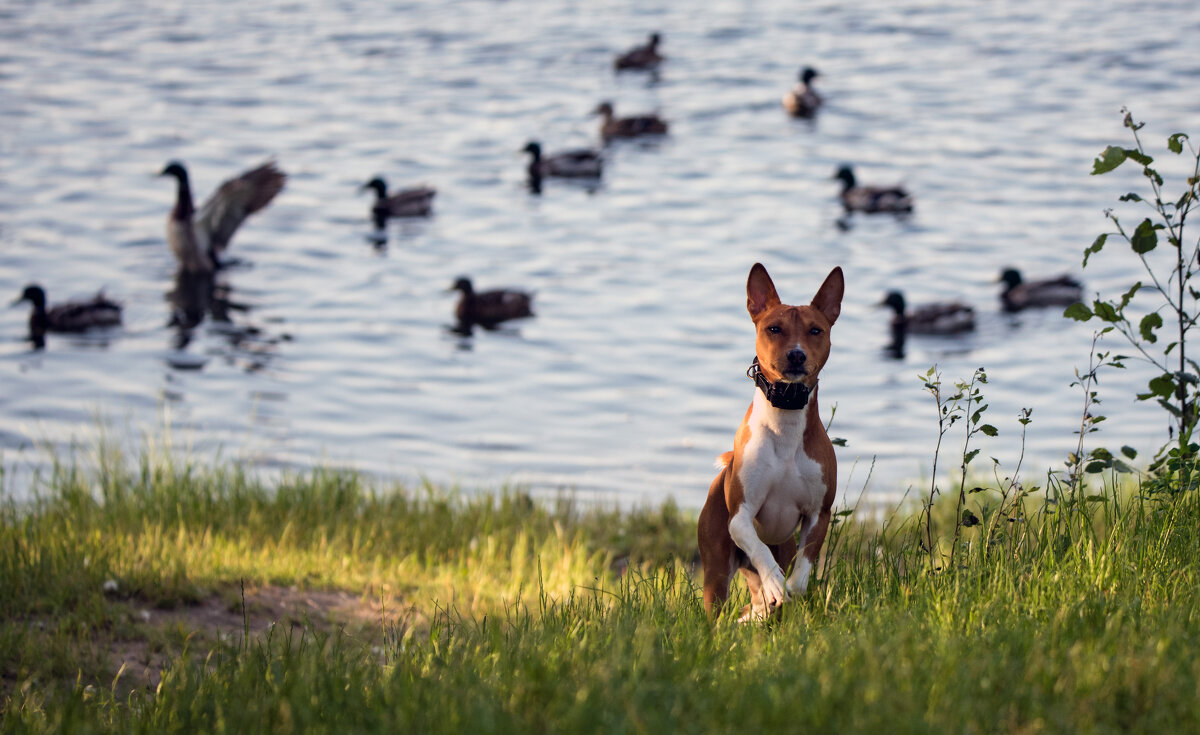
[
  {"left": 761, "top": 566, "right": 788, "bottom": 608},
  {"left": 786, "top": 557, "right": 813, "bottom": 597}
]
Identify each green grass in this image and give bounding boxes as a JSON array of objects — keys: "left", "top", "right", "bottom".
[{"left": 2, "top": 449, "right": 1199, "bottom": 734}]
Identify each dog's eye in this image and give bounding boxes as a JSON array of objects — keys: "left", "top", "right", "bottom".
[
  {"left": 767, "top": 325, "right": 782, "bottom": 334},
  {"left": 808, "top": 327, "right": 823, "bottom": 336}
]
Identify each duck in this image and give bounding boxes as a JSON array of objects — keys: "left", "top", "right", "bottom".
[
  {"left": 159, "top": 160, "right": 286, "bottom": 273},
  {"left": 782, "top": 66, "right": 822, "bottom": 118},
  {"left": 592, "top": 102, "right": 669, "bottom": 142},
  {"left": 614, "top": 32, "right": 663, "bottom": 71},
  {"left": 833, "top": 165, "right": 913, "bottom": 214},
  {"left": 522, "top": 141, "right": 604, "bottom": 180},
  {"left": 360, "top": 177, "right": 436, "bottom": 228},
  {"left": 449, "top": 277, "right": 534, "bottom": 329},
  {"left": 11, "top": 284, "right": 122, "bottom": 344},
  {"left": 997, "top": 268, "right": 1084, "bottom": 312},
  {"left": 879, "top": 290, "right": 975, "bottom": 336}
]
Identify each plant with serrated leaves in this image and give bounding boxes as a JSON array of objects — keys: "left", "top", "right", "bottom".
[{"left": 1067, "top": 109, "right": 1200, "bottom": 490}]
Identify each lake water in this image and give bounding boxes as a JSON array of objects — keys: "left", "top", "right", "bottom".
[{"left": 2, "top": 0, "right": 1198, "bottom": 509}]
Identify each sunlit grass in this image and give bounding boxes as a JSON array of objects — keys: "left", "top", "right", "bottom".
[{"left": 2, "top": 446, "right": 1198, "bottom": 733}]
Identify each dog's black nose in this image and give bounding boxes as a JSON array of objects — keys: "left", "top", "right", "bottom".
[{"left": 786, "top": 348, "right": 807, "bottom": 365}]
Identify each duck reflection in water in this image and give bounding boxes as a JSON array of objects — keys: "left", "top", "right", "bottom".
[{"left": 166, "top": 269, "right": 289, "bottom": 372}]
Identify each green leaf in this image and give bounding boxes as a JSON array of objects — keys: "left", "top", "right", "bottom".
[
  {"left": 1083, "top": 233, "right": 1107, "bottom": 267},
  {"left": 1092, "top": 300, "right": 1120, "bottom": 322},
  {"left": 1121, "top": 445, "right": 1138, "bottom": 459},
  {"left": 1168, "top": 133, "right": 1188, "bottom": 154},
  {"left": 980, "top": 424, "right": 998, "bottom": 437},
  {"left": 1085, "top": 495, "right": 1109, "bottom": 503},
  {"left": 1091, "top": 146, "right": 1128, "bottom": 175},
  {"left": 1158, "top": 398, "right": 1183, "bottom": 417},
  {"left": 961, "top": 510, "right": 981, "bottom": 527},
  {"left": 831, "top": 437, "right": 848, "bottom": 447},
  {"left": 1139, "top": 312, "right": 1163, "bottom": 343},
  {"left": 1063, "top": 302, "right": 1093, "bottom": 321},
  {"left": 1118, "top": 281, "right": 1141, "bottom": 308},
  {"left": 1131, "top": 219, "right": 1158, "bottom": 253},
  {"left": 1148, "top": 373, "right": 1176, "bottom": 399},
  {"left": 1125, "top": 149, "right": 1153, "bottom": 166},
  {"left": 969, "top": 486, "right": 988, "bottom": 494},
  {"left": 963, "top": 449, "right": 980, "bottom": 466},
  {"left": 1085, "top": 460, "right": 1108, "bottom": 473},
  {"left": 1118, "top": 193, "right": 1143, "bottom": 202}
]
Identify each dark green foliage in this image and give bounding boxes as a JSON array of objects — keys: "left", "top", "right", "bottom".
[{"left": 1074, "top": 110, "right": 1200, "bottom": 486}]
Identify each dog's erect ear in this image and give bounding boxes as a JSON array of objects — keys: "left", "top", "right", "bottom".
[
  {"left": 746, "top": 263, "right": 781, "bottom": 319},
  {"left": 811, "top": 266, "right": 844, "bottom": 324}
]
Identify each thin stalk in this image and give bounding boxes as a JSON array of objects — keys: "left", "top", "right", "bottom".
[
  {"left": 924, "top": 370, "right": 947, "bottom": 570},
  {"left": 949, "top": 371, "right": 982, "bottom": 568}
]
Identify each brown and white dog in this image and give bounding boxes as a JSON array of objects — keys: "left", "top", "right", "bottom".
[{"left": 697, "top": 263, "right": 844, "bottom": 620}]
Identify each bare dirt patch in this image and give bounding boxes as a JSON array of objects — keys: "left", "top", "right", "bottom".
[{"left": 109, "top": 584, "right": 420, "bottom": 692}]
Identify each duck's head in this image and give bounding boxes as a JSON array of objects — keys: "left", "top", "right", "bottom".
[
  {"left": 591, "top": 101, "right": 615, "bottom": 119},
  {"left": 648, "top": 32, "right": 661, "bottom": 48},
  {"left": 998, "top": 268, "right": 1023, "bottom": 288},
  {"left": 159, "top": 161, "right": 189, "bottom": 182},
  {"left": 449, "top": 277, "right": 474, "bottom": 295},
  {"left": 521, "top": 141, "right": 542, "bottom": 158},
  {"left": 11, "top": 284, "right": 46, "bottom": 309},
  {"left": 878, "top": 290, "right": 906, "bottom": 315},
  {"left": 800, "top": 66, "right": 819, "bottom": 84},
  {"left": 833, "top": 165, "right": 856, "bottom": 187},
  {"left": 361, "top": 177, "right": 388, "bottom": 197}
]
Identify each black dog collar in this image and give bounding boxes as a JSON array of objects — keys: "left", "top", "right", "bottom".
[{"left": 747, "top": 358, "right": 812, "bottom": 411}]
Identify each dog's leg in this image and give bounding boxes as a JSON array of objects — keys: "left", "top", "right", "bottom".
[
  {"left": 728, "top": 504, "right": 787, "bottom": 609},
  {"left": 773, "top": 535, "right": 799, "bottom": 586},
  {"left": 698, "top": 466, "right": 736, "bottom": 615},
  {"left": 788, "top": 510, "right": 828, "bottom": 596},
  {"left": 736, "top": 565, "right": 768, "bottom": 622}
]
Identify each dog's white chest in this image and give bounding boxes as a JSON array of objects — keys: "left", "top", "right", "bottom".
[{"left": 736, "top": 395, "right": 827, "bottom": 543}]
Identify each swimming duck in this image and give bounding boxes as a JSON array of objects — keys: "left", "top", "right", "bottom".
[
  {"left": 360, "top": 177, "right": 436, "bottom": 228},
  {"left": 782, "top": 67, "right": 822, "bottom": 118},
  {"left": 159, "top": 160, "right": 286, "bottom": 273},
  {"left": 11, "top": 284, "right": 122, "bottom": 344},
  {"left": 522, "top": 142, "right": 604, "bottom": 180},
  {"left": 833, "top": 165, "right": 913, "bottom": 214},
  {"left": 592, "top": 102, "right": 669, "bottom": 142},
  {"left": 879, "top": 290, "right": 975, "bottom": 336},
  {"left": 449, "top": 277, "right": 534, "bottom": 329},
  {"left": 997, "top": 268, "right": 1084, "bottom": 312},
  {"left": 614, "top": 32, "right": 663, "bottom": 71}
]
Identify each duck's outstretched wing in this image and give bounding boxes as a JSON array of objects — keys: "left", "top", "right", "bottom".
[{"left": 196, "top": 161, "right": 287, "bottom": 254}]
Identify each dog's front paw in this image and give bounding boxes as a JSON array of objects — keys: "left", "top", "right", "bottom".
[{"left": 761, "top": 566, "right": 788, "bottom": 608}]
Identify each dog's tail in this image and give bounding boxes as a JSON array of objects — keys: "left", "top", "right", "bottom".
[{"left": 714, "top": 451, "right": 733, "bottom": 471}]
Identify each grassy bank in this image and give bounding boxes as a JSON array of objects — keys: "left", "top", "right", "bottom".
[{"left": 2, "top": 453, "right": 1198, "bottom": 733}]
